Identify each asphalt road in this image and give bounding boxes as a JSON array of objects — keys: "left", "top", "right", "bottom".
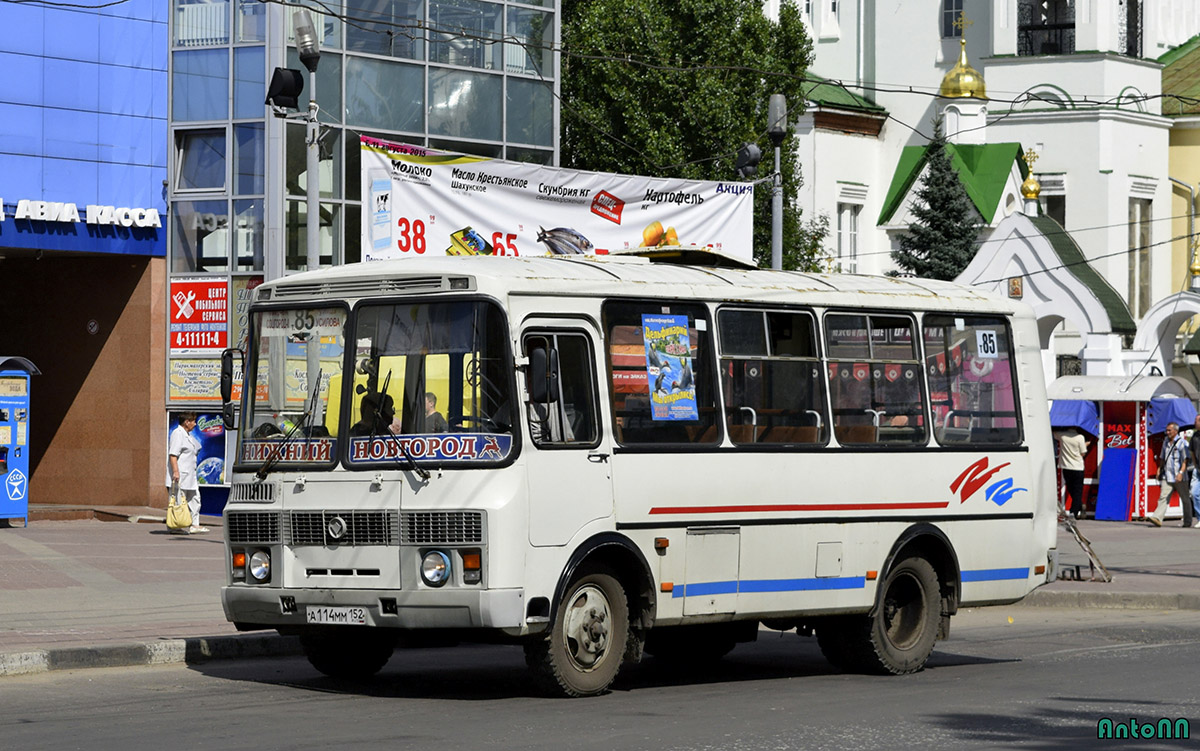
[{"left": 3, "top": 606, "right": 1197, "bottom": 751}]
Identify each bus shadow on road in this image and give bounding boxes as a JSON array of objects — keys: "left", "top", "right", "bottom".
[{"left": 192, "top": 632, "right": 1016, "bottom": 700}]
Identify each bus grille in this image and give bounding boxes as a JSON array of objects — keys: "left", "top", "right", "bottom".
[
  {"left": 285, "top": 510, "right": 400, "bottom": 546},
  {"left": 229, "top": 482, "right": 277, "bottom": 503},
  {"left": 226, "top": 511, "right": 281, "bottom": 544},
  {"left": 401, "top": 511, "right": 484, "bottom": 544}
]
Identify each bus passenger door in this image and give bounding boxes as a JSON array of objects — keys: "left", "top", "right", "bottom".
[{"left": 522, "top": 327, "right": 613, "bottom": 547}]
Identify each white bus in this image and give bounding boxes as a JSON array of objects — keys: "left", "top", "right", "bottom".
[{"left": 219, "top": 251, "right": 1058, "bottom": 697}]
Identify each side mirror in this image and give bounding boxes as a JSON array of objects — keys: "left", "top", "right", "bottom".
[
  {"left": 220, "top": 348, "right": 244, "bottom": 430},
  {"left": 528, "top": 347, "right": 559, "bottom": 403}
]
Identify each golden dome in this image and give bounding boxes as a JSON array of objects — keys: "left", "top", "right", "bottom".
[
  {"left": 939, "top": 39, "right": 987, "bottom": 99},
  {"left": 1020, "top": 174, "right": 1041, "bottom": 199}
]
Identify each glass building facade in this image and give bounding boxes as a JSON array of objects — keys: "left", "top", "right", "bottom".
[
  {"left": 167, "top": 0, "right": 558, "bottom": 275},
  {"left": 166, "top": 0, "right": 559, "bottom": 415}
]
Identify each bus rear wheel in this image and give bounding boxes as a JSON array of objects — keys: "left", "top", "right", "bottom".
[
  {"left": 300, "top": 627, "right": 396, "bottom": 679},
  {"left": 818, "top": 556, "right": 940, "bottom": 675},
  {"left": 525, "top": 569, "right": 629, "bottom": 697}
]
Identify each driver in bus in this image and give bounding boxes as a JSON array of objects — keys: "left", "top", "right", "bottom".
[{"left": 350, "top": 393, "right": 395, "bottom": 437}]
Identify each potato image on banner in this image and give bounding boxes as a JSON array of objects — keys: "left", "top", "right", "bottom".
[
  {"left": 641, "top": 221, "right": 664, "bottom": 247},
  {"left": 664, "top": 226, "right": 678, "bottom": 245}
]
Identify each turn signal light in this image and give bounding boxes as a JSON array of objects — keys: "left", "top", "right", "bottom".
[
  {"left": 232, "top": 551, "right": 247, "bottom": 580},
  {"left": 461, "top": 549, "right": 482, "bottom": 585},
  {"left": 866, "top": 570, "right": 878, "bottom": 581}
]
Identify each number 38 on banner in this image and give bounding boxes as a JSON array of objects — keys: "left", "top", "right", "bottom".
[{"left": 396, "top": 217, "right": 427, "bottom": 254}]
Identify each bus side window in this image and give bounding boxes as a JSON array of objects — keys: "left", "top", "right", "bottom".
[
  {"left": 524, "top": 332, "right": 599, "bottom": 446},
  {"left": 603, "top": 300, "right": 719, "bottom": 447},
  {"left": 825, "top": 312, "right": 927, "bottom": 446},
  {"left": 923, "top": 315, "right": 1021, "bottom": 445},
  {"left": 718, "top": 308, "right": 827, "bottom": 445}
]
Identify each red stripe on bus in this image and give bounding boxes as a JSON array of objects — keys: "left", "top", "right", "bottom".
[{"left": 648, "top": 501, "right": 951, "bottom": 515}]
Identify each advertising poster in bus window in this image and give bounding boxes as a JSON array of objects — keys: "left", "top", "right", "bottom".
[
  {"left": 167, "top": 412, "right": 227, "bottom": 486},
  {"left": 642, "top": 314, "right": 698, "bottom": 421},
  {"left": 170, "top": 278, "right": 228, "bottom": 354}
]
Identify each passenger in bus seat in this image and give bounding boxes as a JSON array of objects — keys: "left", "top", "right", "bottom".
[{"left": 424, "top": 392, "right": 448, "bottom": 433}]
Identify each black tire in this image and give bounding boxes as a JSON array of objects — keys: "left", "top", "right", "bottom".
[
  {"left": 645, "top": 625, "right": 737, "bottom": 665},
  {"left": 525, "top": 569, "right": 629, "bottom": 697},
  {"left": 300, "top": 627, "right": 396, "bottom": 679},
  {"left": 818, "top": 556, "right": 940, "bottom": 675}
]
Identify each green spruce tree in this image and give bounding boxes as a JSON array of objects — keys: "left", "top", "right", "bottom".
[{"left": 891, "top": 118, "right": 980, "bottom": 280}]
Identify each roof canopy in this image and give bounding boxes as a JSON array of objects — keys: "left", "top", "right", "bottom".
[{"left": 1047, "top": 375, "right": 1199, "bottom": 402}]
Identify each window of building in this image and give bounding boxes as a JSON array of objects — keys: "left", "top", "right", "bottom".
[
  {"left": 1129, "top": 197, "right": 1152, "bottom": 318},
  {"left": 174, "top": 0, "right": 230, "bottom": 47},
  {"left": 285, "top": 201, "right": 340, "bottom": 269},
  {"left": 237, "top": 0, "right": 266, "bottom": 42},
  {"left": 837, "top": 202, "right": 859, "bottom": 273},
  {"left": 172, "top": 199, "right": 230, "bottom": 273},
  {"left": 1044, "top": 194, "right": 1066, "bottom": 226},
  {"left": 233, "top": 199, "right": 264, "bottom": 271},
  {"left": 286, "top": 122, "right": 341, "bottom": 199},
  {"left": 719, "top": 308, "right": 828, "bottom": 445},
  {"left": 824, "top": 312, "right": 927, "bottom": 445},
  {"left": 428, "top": 0, "right": 503, "bottom": 70},
  {"left": 523, "top": 332, "right": 599, "bottom": 447},
  {"left": 507, "top": 79, "right": 553, "bottom": 147},
  {"left": 287, "top": 49, "right": 343, "bottom": 124},
  {"left": 345, "top": 56, "right": 424, "bottom": 132},
  {"left": 233, "top": 47, "right": 266, "bottom": 120},
  {"left": 175, "top": 129, "right": 226, "bottom": 191},
  {"left": 172, "top": 49, "right": 230, "bottom": 121},
  {"left": 942, "top": 0, "right": 964, "bottom": 37},
  {"left": 605, "top": 300, "right": 719, "bottom": 446},
  {"left": 233, "top": 123, "right": 264, "bottom": 195},
  {"left": 429, "top": 69, "right": 503, "bottom": 141},
  {"left": 924, "top": 315, "right": 1021, "bottom": 444},
  {"left": 345, "top": 0, "right": 424, "bottom": 60},
  {"left": 506, "top": 7, "right": 554, "bottom": 76}
]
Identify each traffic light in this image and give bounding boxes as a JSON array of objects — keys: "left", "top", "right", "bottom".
[{"left": 735, "top": 143, "right": 762, "bottom": 179}]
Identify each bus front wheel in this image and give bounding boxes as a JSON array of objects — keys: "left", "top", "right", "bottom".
[
  {"left": 818, "top": 556, "right": 940, "bottom": 675},
  {"left": 525, "top": 569, "right": 629, "bottom": 697},
  {"left": 300, "top": 627, "right": 396, "bottom": 679}
]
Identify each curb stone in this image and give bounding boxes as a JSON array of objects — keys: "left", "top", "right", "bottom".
[
  {"left": 0, "top": 634, "right": 302, "bottom": 678},
  {"left": 1023, "top": 589, "right": 1200, "bottom": 611}
]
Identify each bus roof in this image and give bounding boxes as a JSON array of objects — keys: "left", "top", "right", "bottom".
[{"left": 260, "top": 255, "right": 1026, "bottom": 315}]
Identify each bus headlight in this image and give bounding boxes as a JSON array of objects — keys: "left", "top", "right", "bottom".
[
  {"left": 249, "top": 550, "right": 271, "bottom": 582},
  {"left": 421, "top": 550, "right": 451, "bottom": 587}
]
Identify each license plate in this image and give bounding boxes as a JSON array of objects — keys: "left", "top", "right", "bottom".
[{"left": 306, "top": 606, "right": 368, "bottom": 625}]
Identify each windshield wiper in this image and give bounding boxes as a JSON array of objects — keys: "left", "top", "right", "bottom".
[
  {"left": 256, "top": 368, "right": 322, "bottom": 481},
  {"left": 370, "top": 370, "right": 431, "bottom": 481}
]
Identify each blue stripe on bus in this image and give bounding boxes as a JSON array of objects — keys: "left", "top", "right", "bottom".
[
  {"left": 960, "top": 567, "right": 1029, "bottom": 582},
  {"left": 672, "top": 576, "right": 867, "bottom": 598}
]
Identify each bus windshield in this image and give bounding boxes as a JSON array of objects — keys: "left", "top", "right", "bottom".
[
  {"left": 239, "top": 306, "right": 347, "bottom": 470},
  {"left": 344, "top": 299, "right": 516, "bottom": 468}
]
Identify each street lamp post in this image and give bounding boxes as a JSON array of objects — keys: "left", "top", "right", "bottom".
[
  {"left": 293, "top": 10, "right": 321, "bottom": 273},
  {"left": 768, "top": 94, "right": 787, "bottom": 271}
]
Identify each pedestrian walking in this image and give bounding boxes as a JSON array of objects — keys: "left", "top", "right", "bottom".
[
  {"left": 1150, "top": 421, "right": 1194, "bottom": 528},
  {"left": 167, "top": 411, "right": 208, "bottom": 534}
]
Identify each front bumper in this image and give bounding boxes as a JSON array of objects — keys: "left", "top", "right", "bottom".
[{"left": 222, "top": 585, "right": 525, "bottom": 630}]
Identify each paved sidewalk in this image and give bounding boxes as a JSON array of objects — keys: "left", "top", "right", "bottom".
[{"left": 0, "top": 510, "right": 1196, "bottom": 677}]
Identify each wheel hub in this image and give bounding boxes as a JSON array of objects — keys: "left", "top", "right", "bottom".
[{"left": 562, "top": 586, "right": 611, "bottom": 668}]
